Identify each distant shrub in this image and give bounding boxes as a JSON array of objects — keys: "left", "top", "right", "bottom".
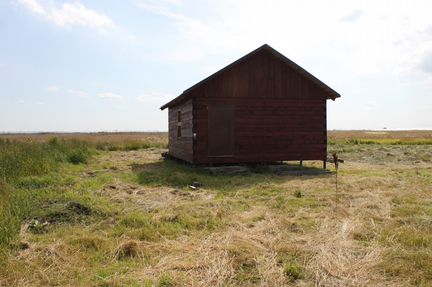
[
  {"left": 95, "top": 141, "right": 167, "bottom": 151},
  {"left": 67, "top": 150, "right": 88, "bottom": 164},
  {"left": 345, "top": 138, "right": 376, "bottom": 145},
  {"left": 123, "top": 142, "right": 142, "bottom": 151},
  {"left": 48, "top": 137, "right": 59, "bottom": 146},
  {"left": 332, "top": 138, "right": 432, "bottom": 146}
]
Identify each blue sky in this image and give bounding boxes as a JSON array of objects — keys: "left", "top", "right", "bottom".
[{"left": 1, "top": 0, "right": 432, "bottom": 132}]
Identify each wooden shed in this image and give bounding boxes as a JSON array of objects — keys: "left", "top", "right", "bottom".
[{"left": 160, "top": 44, "right": 340, "bottom": 166}]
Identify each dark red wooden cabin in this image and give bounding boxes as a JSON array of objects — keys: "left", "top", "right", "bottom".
[{"left": 160, "top": 44, "right": 340, "bottom": 166}]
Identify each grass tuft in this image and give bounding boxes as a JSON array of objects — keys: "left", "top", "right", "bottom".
[
  {"left": 115, "top": 240, "right": 142, "bottom": 260},
  {"left": 293, "top": 189, "right": 303, "bottom": 198},
  {"left": 157, "top": 274, "right": 176, "bottom": 287},
  {"left": 284, "top": 263, "right": 303, "bottom": 282}
]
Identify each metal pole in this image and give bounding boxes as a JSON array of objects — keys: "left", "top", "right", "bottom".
[{"left": 333, "top": 153, "right": 339, "bottom": 212}]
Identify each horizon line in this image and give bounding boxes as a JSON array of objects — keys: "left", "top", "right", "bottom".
[{"left": 1, "top": 128, "right": 432, "bottom": 134}]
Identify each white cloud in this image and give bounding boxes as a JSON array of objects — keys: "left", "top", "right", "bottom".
[
  {"left": 17, "top": 0, "right": 115, "bottom": 31},
  {"left": 142, "top": 0, "right": 432, "bottom": 82},
  {"left": 49, "top": 2, "right": 114, "bottom": 29},
  {"left": 17, "top": 99, "right": 25, "bottom": 104},
  {"left": 17, "top": 0, "right": 45, "bottom": 14},
  {"left": 98, "top": 92, "right": 123, "bottom": 100},
  {"left": 68, "top": 90, "right": 88, "bottom": 98},
  {"left": 340, "top": 10, "right": 364, "bottom": 22},
  {"left": 134, "top": 1, "right": 209, "bottom": 39},
  {"left": 134, "top": 0, "right": 213, "bottom": 62},
  {"left": 36, "top": 101, "right": 45, "bottom": 105},
  {"left": 160, "top": 0, "right": 181, "bottom": 5},
  {"left": 46, "top": 85, "right": 58, "bottom": 92}
]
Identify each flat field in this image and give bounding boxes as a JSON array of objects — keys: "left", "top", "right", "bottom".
[{"left": 1, "top": 131, "right": 431, "bottom": 286}]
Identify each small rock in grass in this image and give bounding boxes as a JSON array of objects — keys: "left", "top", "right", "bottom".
[
  {"left": 191, "top": 181, "right": 202, "bottom": 187},
  {"left": 27, "top": 220, "right": 49, "bottom": 234}
]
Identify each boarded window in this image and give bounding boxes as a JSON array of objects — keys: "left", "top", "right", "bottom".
[
  {"left": 177, "top": 111, "right": 182, "bottom": 137},
  {"left": 208, "top": 105, "right": 234, "bottom": 157}
]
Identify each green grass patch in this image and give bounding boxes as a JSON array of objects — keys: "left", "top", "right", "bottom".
[
  {"left": 0, "top": 138, "right": 92, "bottom": 182},
  {"left": 284, "top": 263, "right": 304, "bottom": 282},
  {"left": 380, "top": 249, "right": 432, "bottom": 285},
  {"left": 0, "top": 138, "right": 94, "bottom": 247},
  {"left": 330, "top": 138, "right": 432, "bottom": 145},
  {"left": 95, "top": 141, "right": 167, "bottom": 151},
  {"left": 276, "top": 245, "right": 308, "bottom": 282},
  {"left": 378, "top": 193, "right": 432, "bottom": 285},
  {"left": 114, "top": 204, "right": 223, "bottom": 241},
  {"left": 157, "top": 274, "right": 176, "bottom": 287},
  {"left": 134, "top": 161, "right": 292, "bottom": 191}
]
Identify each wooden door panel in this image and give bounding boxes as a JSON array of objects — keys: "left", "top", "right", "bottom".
[{"left": 208, "top": 105, "right": 234, "bottom": 157}]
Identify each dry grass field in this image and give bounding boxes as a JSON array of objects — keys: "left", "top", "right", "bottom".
[
  {"left": 329, "top": 130, "right": 432, "bottom": 140},
  {"left": 0, "top": 132, "right": 167, "bottom": 143},
  {"left": 0, "top": 132, "right": 167, "bottom": 151},
  {"left": 0, "top": 131, "right": 431, "bottom": 286}
]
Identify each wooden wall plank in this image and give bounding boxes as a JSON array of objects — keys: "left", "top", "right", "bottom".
[
  {"left": 192, "top": 48, "right": 328, "bottom": 164},
  {"left": 168, "top": 99, "right": 194, "bottom": 163},
  {"left": 167, "top": 47, "right": 330, "bottom": 165}
]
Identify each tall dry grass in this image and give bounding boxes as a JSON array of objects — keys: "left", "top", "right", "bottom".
[
  {"left": 0, "top": 132, "right": 168, "bottom": 151},
  {"left": 328, "top": 130, "right": 432, "bottom": 145}
]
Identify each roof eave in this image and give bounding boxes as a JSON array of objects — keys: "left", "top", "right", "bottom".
[
  {"left": 327, "top": 93, "right": 341, "bottom": 101},
  {"left": 160, "top": 93, "right": 186, "bottom": 110}
]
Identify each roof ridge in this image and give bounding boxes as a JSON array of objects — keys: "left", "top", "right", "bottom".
[{"left": 160, "top": 44, "right": 340, "bottom": 110}]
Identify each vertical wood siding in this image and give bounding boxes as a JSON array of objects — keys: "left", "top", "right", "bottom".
[
  {"left": 168, "top": 99, "right": 193, "bottom": 163},
  {"left": 192, "top": 48, "right": 328, "bottom": 164}
]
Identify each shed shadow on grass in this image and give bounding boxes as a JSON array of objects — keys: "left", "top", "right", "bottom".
[{"left": 131, "top": 159, "right": 332, "bottom": 190}]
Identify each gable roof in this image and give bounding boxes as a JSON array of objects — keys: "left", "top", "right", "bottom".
[{"left": 160, "top": 44, "right": 340, "bottom": 110}]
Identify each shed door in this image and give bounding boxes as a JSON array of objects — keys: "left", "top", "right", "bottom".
[{"left": 208, "top": 105, "right": 234, "bottom": 157}]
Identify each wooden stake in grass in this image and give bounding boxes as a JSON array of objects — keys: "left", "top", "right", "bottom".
[{"left": 332, "top": 153, "right": 339, "bottom": 211}]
